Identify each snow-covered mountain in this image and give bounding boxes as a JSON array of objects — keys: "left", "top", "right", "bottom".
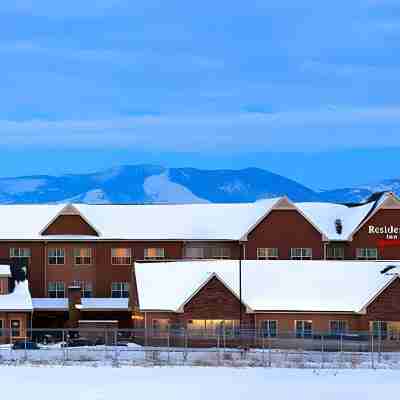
[
  {"left": 0, "top": 164, "right": 398, "bottom": 204},
  {"left": 0, "top": 165, "right": 318, "bottom": 204}
]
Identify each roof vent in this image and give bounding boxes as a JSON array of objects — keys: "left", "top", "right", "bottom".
[{"left": 335, "top": 219, "right": 343, "bottom": 235}]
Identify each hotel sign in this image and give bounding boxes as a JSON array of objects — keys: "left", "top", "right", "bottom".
[{"left": 368, "top": 225, "right": 399, "bottom": 240}]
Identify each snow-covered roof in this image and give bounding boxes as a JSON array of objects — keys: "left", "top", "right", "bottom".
[
  {"left": 135, "top": 260, "right": 398, "bottom": 313},
  {"left": 32, "top": 298, "right": 69, "bottom": 311},
  {"left": 0, "top": 193, "right": 390, "bottom": 241},
  {"left": 77, "top": 298, "right": 129, "bottom": 310},
  {"left": 0, "top": 280, "right": 33, "bottom": 311},
  {"left": 0, "top": 265, "right": 11, "bottom": 277},
  {"left": 297, "top": 201, "right": 375, "bottom": 241}
]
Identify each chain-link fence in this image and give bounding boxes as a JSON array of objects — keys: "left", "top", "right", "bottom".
[{"left": 1, "top": 328, "right": 400, "bottom": 368}]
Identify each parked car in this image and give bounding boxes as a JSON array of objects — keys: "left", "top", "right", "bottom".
[{"left": 12, "top": 340, "right": 40, "bottom": 350}]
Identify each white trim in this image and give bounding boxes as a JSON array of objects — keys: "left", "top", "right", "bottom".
[{"left": 359, "top": 275, "right": 399, "bottom": 313}]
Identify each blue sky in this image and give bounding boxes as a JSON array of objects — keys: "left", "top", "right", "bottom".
[{"left": 0, "top": 0, "right": 400, "bottom": 189}]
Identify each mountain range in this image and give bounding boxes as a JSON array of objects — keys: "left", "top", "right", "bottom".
[{"left": 0, "top": 164, "right": 397, "bottom": 205}]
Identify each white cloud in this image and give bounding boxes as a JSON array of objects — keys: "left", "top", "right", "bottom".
[{"left": 0, "top": 106, "right": 399, "bottom": 152}]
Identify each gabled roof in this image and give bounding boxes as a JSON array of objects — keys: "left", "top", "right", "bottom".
[
  {"left": 348, "top": 192, "right": 400, "bottom": 240},
  {"left": 176, "top": 272, "right": 251, "bottom": 313},
  {"left": 0, "top": 193, "right": 393, "bottom": 241},
  {"left": 240, "top": 197, "right": 327, "bottom": 241},
  {"left": 40, "top": 204, "right": 101, "bottom": 237},
  {"left": 135, "top": 260, "right": 398, "bottom": 313}
]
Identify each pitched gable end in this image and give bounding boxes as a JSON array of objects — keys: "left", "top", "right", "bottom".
[
  {"left": 177, "top": 273, "right": 251, "bottom": 314},
  {"left": 40, "top": 204, "right": 100, "bottom": 236}
]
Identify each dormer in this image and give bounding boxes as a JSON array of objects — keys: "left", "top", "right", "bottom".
[{"left": 40, "top": 204, "right": 100, "bottom": 237}]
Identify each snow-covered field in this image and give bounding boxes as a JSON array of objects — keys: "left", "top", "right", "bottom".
[
  {"left": 0, "top": 366, "right": 398, "bottom": 400},
  {"left": 2, "top": 344, "right": 400, "bottom": 369}
]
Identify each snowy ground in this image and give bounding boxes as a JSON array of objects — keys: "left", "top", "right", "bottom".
[
  {"left": 1, "top": 344, "right": 400, "bottom": 369},
  {"left": 0, "top": 366, "right": 399, "bottom": 400}
]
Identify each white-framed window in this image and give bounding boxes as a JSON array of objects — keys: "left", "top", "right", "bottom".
[
  {"left": 111, "top": 248, "right": 132, "bottom": 265},
  {"left": 184, "top": 247, "right": 231, "bottom": 259},
  {"left": 330, "top": 320, "right": 348, "bottom": 335},
  {"left": 48, "top": 281, "right": 65, "bottom": 298},
  {"left": 260, "top": 320, "right": 278, "bottom": 337},
  {"left": 111, "top": 282, "right": 129, "bottom": 298},
  {"left": 0, "top": 319, "right": 4, "bottom": 337},
  {"left": 257, "top": 248, "right": 279, "bottom": 260},
  {"left": 144, "top": 247, "right": 165, "bottom": 260},
  {"left": 356, "top": 248, "right": 378, "bottom": 260},
  {"left": 10, "top": 248, "right": 31, "bottom": 260},
  {"left": 71, "top": 280, "right": 93, "bottom": 298},
  {"left": 48, "top": 248, "right": 65, "bottom": 265},
  {"left": 371, "top": 321, "right": 388, "bottom": 339},
  {"left": 291, "top": 248, "right": 312, "bottom": 260},
  {"left": 74, "top": 248, "right": 92, "bottom": 265},
  {"left": 295, "top": 320, "right": 313, "bottom": 338},
  {"left": 326, "top": 246, "right": 345, "bottom": 260}
]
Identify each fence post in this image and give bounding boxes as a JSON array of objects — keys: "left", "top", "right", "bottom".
[
  {"left": 62, "top": 329, "right": 67, "bottom": 362},
  {"left": 167, "top": 325, "right": 170, "bottom": 364},
  {"left": 24, "top": 333, "right": 27, "bottom": 362},
  {"left": 320, "top": 334, "right": 324, "bottom": 369},
  {"left": 371, "top": 333, "right": 374, "bottom": 369},
  {"left": 114, "top": 330, "right": 118, "bottom": 363},
  {"left": 262, "top": 336, "right": 265, "bottom": 367},
  {"left": 268, "top": 336, "right": 272, "bottom": 367}
]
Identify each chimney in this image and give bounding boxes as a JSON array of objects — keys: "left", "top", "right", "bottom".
[
  {"left": 335, "top": 219, "right": 343, "bottom": 235},
  {"left": 67, "top": 284, "right": 82, "bottom": 328}
]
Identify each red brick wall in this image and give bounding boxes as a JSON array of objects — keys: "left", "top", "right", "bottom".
[
  {"left": 183, "top": 276, "right": 251, "bottom": 325},
  {"left": 246, "top": 210, "right": 324, "bottom": 259},
  {"left": 255, "top": 313, "right": 361, "bottom": 333},
  {"left": 360, "top": 278, "right": 400, "bottom": 329},
  {"left": 42, "top": 215, "right": 99, "bottom": 236},
  {"left": 350, "top": 209, "right": 400, "bottom": 259}
]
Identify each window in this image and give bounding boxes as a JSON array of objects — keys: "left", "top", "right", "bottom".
[
  {"left": 152, "top": 319, "right": 169, "bottom": 331},
  {"left": 260, "top": 320, "right": 278, "bottom": 338},
  {"left": 295, "top": 320, "right": 313, "bottom": 338},
  {"left": 371, "top": 321, "right": 388, "bottom": 339},
  {"left": 10, "top": 320, "right": 21, "bottom": 337},
  {"left": 187, "top": 319, "right": 236, "bottom": 335},
  {"left": 111, "top": 248, "right": 132, "bottom": 265},
  {"left": 111, "top": 282, "right": 129, "bottom": 298},
  {"left": 48, "top": 248, "right": 65, "bottom": 265},
  {"left": 74, "top": 248, "right": 92, "bottom": 265},
  {"left": 0, "top": 320, "right": 3, "bottom": 337},
  {"left": 326, "top": 246, "right": 345, "bottom": 260},
  {"left": 257, "top": 248, "right": 279, "bottom": 260},
  {"left": 356, "top": 248, "right": 378, "bottom": 260},
  {"left": 48, "top": 281, "right": 65, "bottom": 298},
  {"left": 184, "top": 247, "right": 231, "bottom": 259},
  {"left": 71, "top": 280, "right": 93, "bottom": 298},
  {"left": 184, "top": 247, "right": 204, "bottom": 259},
  {"left": 10, "top": 248, "right": 31, "bottom": 265},
  {"left": 330, "top": 320, "right": 347, "bottom": 335},
  {"left": 291, "top": 248, "right": 312, "bottom": 260},
  {"left": 144, "top": 247, "right": 165, "bottom": 260}
]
